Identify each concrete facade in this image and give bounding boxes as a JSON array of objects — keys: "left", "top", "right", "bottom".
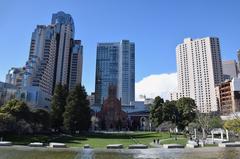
[
  {"left": 176, "top": 37, "right": 223, "bottom": 113},
  {"left": 216, "top": 78, "right": 240, "bottom": 115},
  {"left": 0, "top": 82, "right": 18, "bottom": 105},
  {"left": 170, "top": 92, "right": 183, "bottom": 101},
  {"left": 5, "top": 67, "right": 25, "bottom": 89},
  {"left": 222, "top": 60, "right": 238, "bottom": 80}
]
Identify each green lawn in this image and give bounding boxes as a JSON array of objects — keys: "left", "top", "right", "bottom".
[
  {"left": 2, "top": 132, "right": 187, "bottom": 148},
  {"left": 52, "top": 132, "right": 181, "bottom": 148},
  {"left": 160, "top": 138, "right": 188, "bottom": 145}
]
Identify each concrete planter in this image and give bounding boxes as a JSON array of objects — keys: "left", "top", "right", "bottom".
[
  {"left": 128, "top": 144, "right": 148, "bottom": 149},
  {"left": 49, "top": 142, "right": 67, "bottom": 148},
  {"left": 0, "top": 141, "right": 12, "bottom": 146},
  {"left": 163, "top": 144, "right": 185, "bottom": 149},
  {"left": 29, "top": 142, "right": 44, "bottom": 147},
  {"left": 106, "top": 144, "right": 123, "bottom": 149}
]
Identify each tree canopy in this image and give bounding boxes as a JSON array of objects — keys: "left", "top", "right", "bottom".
[
  {"left": 176, "top": 97, "right": 196, "bottom": 129},
  {"left": 63, "top": 85, "right": 91, "bottom": 133},
  {"left": 0, "top": 99, "right": 30, "bottom": 122},
  {"left": 150, "top": 96, "right": 164, "bottom": 127},
  {"left": 150, "top": 97, "right": 197, "bottom": 130},
  {"left": 50, "top": 84, "right": 68, "bottom": 132},
  {"left": 224, "top": 118, "right": 240, "bottom": 134},
  {"left": 0, "top": 99, "right": 50, "bottom": 134}
]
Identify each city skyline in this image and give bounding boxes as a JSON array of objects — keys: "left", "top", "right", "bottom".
[{"left": 1, "top": 0, "right": 240, "bottom": 100}]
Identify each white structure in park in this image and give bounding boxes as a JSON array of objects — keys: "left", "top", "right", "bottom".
[
  {"left": 210, "top": 128, "right": 229, "bottom": 143},
  {"left": 175, "top": 37, "right": 223, "bottom": 113}
]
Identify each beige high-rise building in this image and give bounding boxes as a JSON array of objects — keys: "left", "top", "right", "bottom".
[
  {"left": 170, "top": 92, "right": 182, "bottom": 101},
  {"left": 176, "top": 37, "right": 223, "bottom": 113}
]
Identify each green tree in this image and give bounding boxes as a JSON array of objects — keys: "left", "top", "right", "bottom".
[
  {"left": 16, "top": 119, "right": 32, "bottom": 134},
  {"left": 176, "top": 97, "right": 196, "bottom": 130},
  {"left": 50, "top": 84, "right": 68, "bottom": 132},
  {"left": 196, "top": 113, "right": 223, "bottom": 131},
  {"left": 0, "top": 99, "right": 52, "bottom": 134},
  {"left": 209, "top": 116, "right": 223, "bottom": 129},
  {"left": 224, "top": 119, "right": 240, "bottom": 134},
  {"left": 63, "top": 85, "right": 90, "bottom": 134},
  {"left": 162, "top": 100, "right": 178, "bottom": 122},
  {"left": 150, "top": 96, "right": 164, "bottom": 127},
  {"left": 188, "top": 122, "right": 200, "bottom": 133},
  {"left": 0, "top": 113, "right": 16, "bottom": 133},
  {"left": 196, "top": 112, "right": 215, "bottom": 139},
  {"left": 0, "top": 99, "right": 31, "bottom": 122},
  {"left": 31, "top": 109, "right": 50, "bottom": 133}
]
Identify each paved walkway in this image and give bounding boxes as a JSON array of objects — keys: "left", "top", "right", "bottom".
[{"left": 149, "top": 138, "right": 186, "bottom": 148}]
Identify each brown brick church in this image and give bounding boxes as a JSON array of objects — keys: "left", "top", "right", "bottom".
[{"left": 97, "top": 85, "right": 128, "bottom": 130}]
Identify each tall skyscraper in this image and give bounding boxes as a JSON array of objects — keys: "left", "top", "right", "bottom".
[
  {"left": 52, "top": 12, "right": 75, "bottom": 86},
  {"left": 69, "top": 40, "right": 83, "bottom": 90},
  {"left": 24, "top": 25, "right": 55, "bottom": 89},
  {"left": 18, "top": 11, "right": 82, "bottom": 108},
  {"left": 95, "top": 40, "right": 135, "bottom": 106},
  {"left": 176, "top": 37, "right": 223, "bottom": 113}
]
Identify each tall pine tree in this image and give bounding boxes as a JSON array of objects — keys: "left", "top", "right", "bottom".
[
  {"left": 50, "top": 84, "right": 68, "bottom": 132},
  {"left": 176, "top": 97, "right": 196, "bottom": 129},
  {"left": 63, "top": 85, "right": 90, "bottom": 134},
  {"left": 150, "top": 96, "right": 164, "bottom": 127}
]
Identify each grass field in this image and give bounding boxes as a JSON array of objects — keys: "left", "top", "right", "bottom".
[
  {"left": 160, "top": 138, "right": 187, "bottom": 145},
  {"left": 2, "top": 132, "right": 187, "bottom": 148}
]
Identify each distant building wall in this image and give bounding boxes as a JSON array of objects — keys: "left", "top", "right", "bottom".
[
  {"left": 216, "top": 78, "right": 240, "bottom": 115},
  {"left": 222, "top": 60, "right": 238, "bottom": 80},
  {"left": 0, "top": 82, "right": 18, "bottom": 105}
]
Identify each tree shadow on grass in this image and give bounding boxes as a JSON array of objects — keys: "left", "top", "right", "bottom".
[{"left": 59, "top": 132, "right": 168, "bottom": 140}]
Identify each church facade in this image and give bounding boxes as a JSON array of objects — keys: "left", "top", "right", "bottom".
[{"left": 97, "top": 86, "right": 128, "bottom": 130}]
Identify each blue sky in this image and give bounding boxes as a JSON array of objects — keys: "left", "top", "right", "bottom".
[{"left": 0, "top": 0, "right": 240, "bottom": 96}]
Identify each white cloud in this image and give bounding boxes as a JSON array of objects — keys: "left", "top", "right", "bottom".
[{"left": 135, "top": 73, "right": 177, "bottom": 101}]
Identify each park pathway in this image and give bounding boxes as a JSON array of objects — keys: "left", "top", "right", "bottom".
[{"left": 150, "top": 137, "right": 186, "bottom": 148}]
